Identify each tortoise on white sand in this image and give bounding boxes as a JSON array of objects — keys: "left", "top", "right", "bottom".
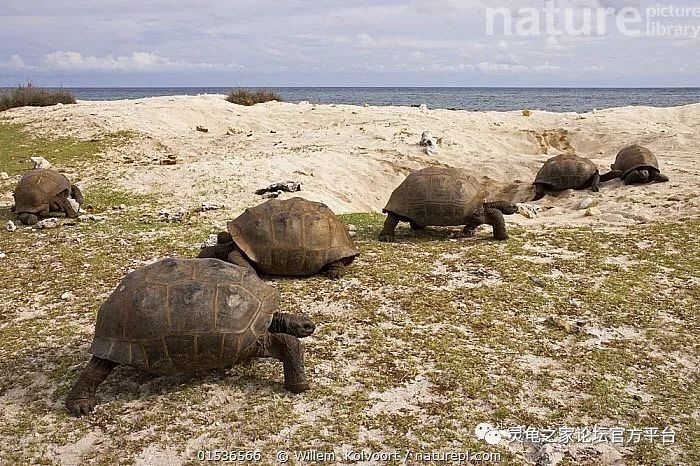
[
  {"left": 199, "top": 197, "right": 359, "bottom": 279},
  {"left": 607, "top": 145, "right": 669, "bottom": 185},
  {"left": 12, "top": 169, "right": 83, "bottom": 225},
  {"left": 379, "top": 166, "right": 518, "bottom": 242},
  {"left": 533, "top": 154, "right": 619, "bottom": 201},
  {"left": 65, "top": 258, "right": 315, "bottom": 416}
]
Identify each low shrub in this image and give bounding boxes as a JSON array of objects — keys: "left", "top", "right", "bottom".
[
  {"left": 225, "top": 88, "right": 282, "bottom": 106},
  {"left": 0, "top": 83, "right": 76, "bottom": 111}
]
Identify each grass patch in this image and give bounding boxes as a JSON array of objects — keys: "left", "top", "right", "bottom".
[
  {"left": 0, "top": 83, "right": 76, "bottom": 112},
  {"left": 0, "top": 122, "right": 134, "bottom": 175},
  {"left": 225, "top": 88, "right": 282, "bottom": 106}
]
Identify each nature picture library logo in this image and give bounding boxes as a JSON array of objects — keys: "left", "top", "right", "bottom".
[{"left": 486, "top": 1, "right": 700, "bottom": 38}]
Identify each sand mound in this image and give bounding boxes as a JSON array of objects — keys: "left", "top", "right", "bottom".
[{"left": 6, "top": 95, "right": 700, "bottom": 227}]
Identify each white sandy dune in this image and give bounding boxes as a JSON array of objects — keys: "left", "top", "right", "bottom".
[{"left": 5, "top": 95, "right": 700, "bottom": 227}]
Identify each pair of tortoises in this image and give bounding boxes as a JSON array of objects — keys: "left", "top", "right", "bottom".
[
  {"left": 533, "top": 145, "right": 669, "bottom": 200},
  {"left": 11, "top": 169, "right": 84, "bottom": 225},
  {"left": 67, "top": 198, "right": 359, "bottom": 415}
]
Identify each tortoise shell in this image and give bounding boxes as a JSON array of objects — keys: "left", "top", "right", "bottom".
[
  {"left": 534, "top": 154, "right": 599, "bottom": 190},
  {"left": 383, "top": 166, "right": 486, "bottom": 226},
  {"left": 90, "top": 258, "right": 279, "bottom": 374},
  {"left": 228, "top": 197, "right": 359, "bottom": 276},
  {"left": 13, "top": 169, "right": 71, "bottom": 214},
  {"left": 611, "top": 145, "right": 660, "bottom": 178}
]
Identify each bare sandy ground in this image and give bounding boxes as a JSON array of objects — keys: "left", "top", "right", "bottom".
[{"left": 4, "top": 95, "right": 699, "bottom": 228}]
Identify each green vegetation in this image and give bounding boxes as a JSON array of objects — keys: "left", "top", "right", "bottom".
[
  {"left": 0, "top": 83, "right": 76, "bottom": 112},
  {"left": 225, "top": 88, "right": 282, "bottom": 106},
  {"left": 0, "top": 122, "right": 134, "bottom": 175}
]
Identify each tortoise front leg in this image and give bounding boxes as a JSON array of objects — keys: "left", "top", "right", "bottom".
[
  {"left": 599, "top": 170, "right": 622, "bottom": 182},
  {"left": 484, "top": 207, "right": 509, "bottom": 240},
  {"left": 533, "top": 183, "right": 547, "bottom": 201},
  {"left": 325, "top": 260, "right": 345, "bottom": 280},
  {"left": 624, "top": 170, "right": 647, "bottom": 185},
  {"left": 54, "top": 193, "right": 80, "bottom": 218},
  {"left": 70, "top": 185, "right": 84, "bottom": 205},
  {"left": 65, "top": 356, "right": 118, "bottom": 416},
  {"left": 227, "top": 250, "right": 257, "bottom": 274},
  {"left": 589, "top": 172, "right": 600, "bottom": 192},
  {"left": 652, "top": 171, "right": 669, "bottom": 183},
  {"left": 253, "top": 333, "right": 309, "bottom": 394},
  {"left": 378, "top": 213, "right": 400, "bottom": 242}
]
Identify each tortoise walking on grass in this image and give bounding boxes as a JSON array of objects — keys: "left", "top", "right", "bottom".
[
  {"left": 199, "top": 197, "right": 359, "bottom": 279},
  {"left": 12, "top": 169, "right": 83, "bottom": 225},
  {"left": 65, "top": 258, "right": 315, "bottom": 416},
  {"left": 606, "top": 145, "right": 669, "bottom": 185},
  {"left": 533, "top": 154, "right": 618, "bottom": 201},
  {"left": 379, "top": 167, "right": 517, "bottom": 242}
]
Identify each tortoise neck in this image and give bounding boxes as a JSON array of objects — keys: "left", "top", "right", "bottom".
[{"left": 269, "top": 312, "right": 290, "bottom": 334}]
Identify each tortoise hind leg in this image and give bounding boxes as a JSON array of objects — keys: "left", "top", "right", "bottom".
[
  {"left": 253, "top": 333, "right": 309, "bottom": 394},
  {"left": 378, "top": 213, "right": 400, "bottom": 242},
  {"left": 325, "top": 260, "right": 346, "bottom": 280},
  {"left": 17, "top": 213, "right": 39, "bottom": 225},
  {"left": 65, "top": 356, "right": 117, "bottom": 416}
]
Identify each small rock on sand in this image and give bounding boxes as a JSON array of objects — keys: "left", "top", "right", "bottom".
[
  {"left": 201, "top": 202, "right": 223, "bottom": 211},
  {"left": 0, "top": 172, "right": 9, "bottom": 180},
  {"left": 201, "top": 234, "right": 219, "bottom": 248},
  {"left": 522, "top": 109, "right": 532, "bottom": 117},
  {"left": 578, "top": 197, "right": 598, "bottom": 210},
  {"left": 195, "top": 125, "right": 209, "bottom": 133},
  {"left": 61, "top": 291, "right": 75, "bottom": 301},
  {"left": 584, "top": 207, "right": 601, "bottom": 217},
  {"left": 36, "top": 218, "right": 61, "bottom": 229},
  {"left": 31, "top": 156, "right": 52, "bottom": 169},
  {"left": 6, "top": 220, "right": 17, "bottom": 232},
  {"left": 516, "top": 203, "right": 540, "bottom": 219},
  {"left": 0, "top": 252, "right": 6, "bottom": 259},
  {"left": 418, "top": 104, "right": 428, "bottom": 110}
]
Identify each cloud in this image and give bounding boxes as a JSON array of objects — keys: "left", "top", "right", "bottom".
[
  {"left": 0, "top": 54, "right": 26, "bottom": 70},
  {"left": 40, "top": 51, "right": 242, "bottom": 71}
]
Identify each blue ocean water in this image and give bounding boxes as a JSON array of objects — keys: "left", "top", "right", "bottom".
[{"left": 16, "top": 87, "right": 700, "bottom": 113}]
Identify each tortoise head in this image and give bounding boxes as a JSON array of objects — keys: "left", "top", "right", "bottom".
[
  {"left": 270, "top": 312, "right": 316, "bottom": 338},
  {"left": 638, "top": 169, "right": 650, "bottom": 183}
]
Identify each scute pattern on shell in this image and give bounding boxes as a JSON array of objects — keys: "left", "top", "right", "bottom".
[
  {"left": 534, "top": 154, "right": 599, "bottom": 190},
  {"left": 13, "top": 169, "right": 71, "bottom": 214},
  {"left": 91, "top": 258, "right": 279, "bottom": 374},
  {"left": 383, "top": 166, "right": 486, "bottom": 226},
  {"left": 228, "top": 197, "right": 359, "bottom": 276},
  {"left": 612, "top": 145, "right": 660, "bottom": 178}
]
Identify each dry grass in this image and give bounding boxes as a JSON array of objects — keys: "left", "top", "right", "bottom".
[
  {"left": 0, "top": 83, "right": 76, "bottom": 112},
  {"left": 225, "top": 88, "right": 282, "bottom": 106}
]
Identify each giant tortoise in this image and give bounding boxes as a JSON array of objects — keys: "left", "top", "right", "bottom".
[
  {"left": 533, "top": 154, "right": 618, "bottom": 201},
  {"left": 12, "top": 168, "right": 83, "bottom": 225},
  {"left": 607, "top": 145, "right": 669, "bottom": 185},
  {"left": 379, "top": 166, "right": 517, "bottom": 242},
  {"left": 65, "top": 258, "right": 315, "bottom": 416},
  {"left": 199, "top": 197, "right": 359, "bottom": 279}
]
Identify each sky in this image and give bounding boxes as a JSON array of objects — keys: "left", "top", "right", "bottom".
[{"left": 0, "top": 0, "right": 698, "bottom": 87}]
